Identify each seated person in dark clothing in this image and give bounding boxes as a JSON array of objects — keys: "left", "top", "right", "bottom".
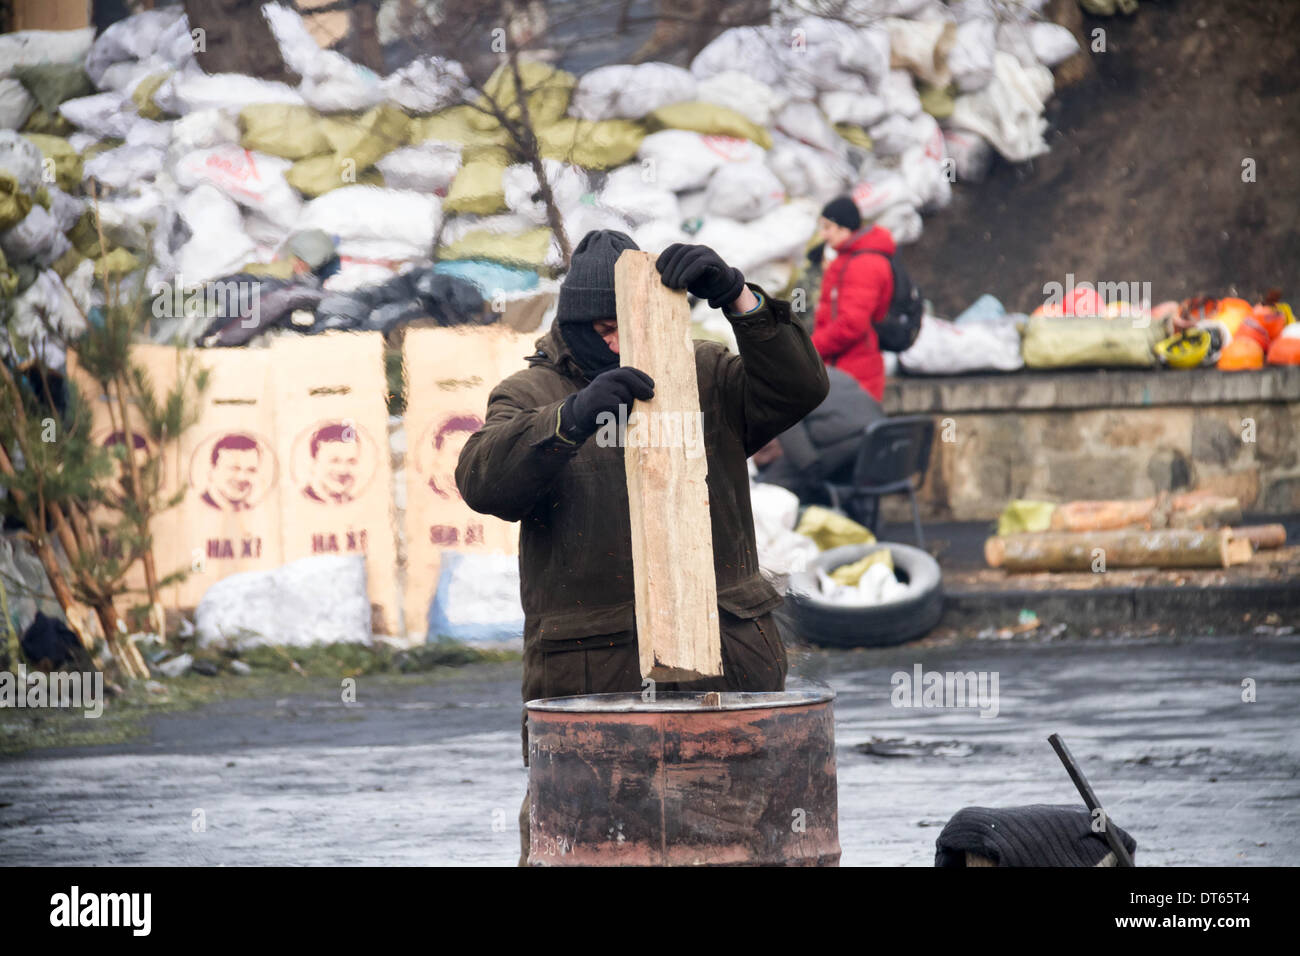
[{"left": 753, "top": 367, "right": 883, "bottom": 501}]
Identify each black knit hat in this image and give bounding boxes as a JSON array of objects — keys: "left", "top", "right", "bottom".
[
  {"left": 821, "top": 196, "right": 862, "bottom": 232},
  {"left": 557, "top": 229, "right": 639, "bottom": 325}
]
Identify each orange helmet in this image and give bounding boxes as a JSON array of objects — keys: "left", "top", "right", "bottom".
[
  {"left": 1212, "top": 297, "right": 1253, "bottom": 335},
  {"left": 1217, "top": 335, "right": 1265, "bottom": 371}
]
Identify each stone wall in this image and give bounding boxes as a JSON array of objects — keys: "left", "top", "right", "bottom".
[{"left": 880, "top": 367, "right": 1300, "bottom": 522}]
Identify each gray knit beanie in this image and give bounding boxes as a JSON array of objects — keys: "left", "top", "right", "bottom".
[{"left": 557, "top": 229, "right": 640, "bottom": 325}]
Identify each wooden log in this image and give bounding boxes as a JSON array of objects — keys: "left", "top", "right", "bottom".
[
  {"left": 1049, "top": 498, "right": 1158, "bottom": 532},
  {"left": 1229, "top": 524, "right": 1287, "bottom": 550},
  {"left": 985, "top": 528, "right": 1247, "bottom": 572},
  {"left": 615, "top": 249, "right": 722, "bottom": 682}
]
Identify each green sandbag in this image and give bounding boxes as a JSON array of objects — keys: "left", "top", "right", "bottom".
[
  {"left": 20, "top": 107, "right": 74, "bottom": 136},
  {"left": 794, "top": 505, "right": 876, "bottom": 551},
  {"left": 1021, "top": 315, "right": 1159, "bottom": 369},
  {"left": 829, "top": 549, "right": 894, "bottom": 586},
  {"left": 69, "top": 212, "right": 102, "bottom": 258},
  {"left": 51, "top": 246, "right": 85, "bottom": 280},
  {"left": 0, "top": 173, "right": 33, "bottom": 231},
  {"left": 94, "top": 247, "right": 141, "bottom": 279},
  {"left": 834, "top": 123, "right": 873, "bottom": 150},
  {"left": 240, "top": 104, "right": 332, "bottom": 159},
  {"left": 130, "top": 71, "right": 171, "bottom": 120},
  {"left": 0, "top": 247, "right": 18, "bottom": 299},
  {"left": 997, "top": 499, "right": 1056, "bottom": 536},
  {"left": 286, "top": 154, "right": 383, "bottom": 197},
  {"left": 535, "top": 118, "right": 644, "bottom": 170},
  {"left": 319, "top": 104, "right": 409, "bottom": 172},
  {"left": 644, "top": 101, "right": 772, "bottom": 149},
  {"left": 22, "top": 133, "right": 83, "bottom": 194},
  {"left": 13, "top": 63, "right": 93, "bottom": 113},
  {"left": 438, "top": 227, "right": 552, "bottom": 269},
  {"left": 919, "top": 83, "right": 955, "bottom": 120},
  {"left": 443, "top": 156, "right": 508, "bottom": 215},
  {"left": 472, "top": 59, "right": 574, "bottom": 131},
  {"left": 407, "top": 105, "right": 512, "bottom": 152}
]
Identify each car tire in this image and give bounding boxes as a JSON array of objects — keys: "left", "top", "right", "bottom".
[{"left": 785, "top": 542, "right": 943, "bottom": 648}]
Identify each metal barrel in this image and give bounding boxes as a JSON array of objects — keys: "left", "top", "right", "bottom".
[{"left": 526, "top": 684, "right": 840, "bottom": 866}]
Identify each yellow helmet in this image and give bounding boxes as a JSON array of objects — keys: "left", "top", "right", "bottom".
[{"left": 1155, "top": 327, "right": 1212, "bottom": 369}]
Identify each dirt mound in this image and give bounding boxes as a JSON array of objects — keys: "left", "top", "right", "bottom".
[{"left": 908, "top": 0, "right": 1300, "bottom": 316}]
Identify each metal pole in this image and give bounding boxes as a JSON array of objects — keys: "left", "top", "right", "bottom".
[{"left": 1048, "top": 733, "right": 1136, "bottom": 867}]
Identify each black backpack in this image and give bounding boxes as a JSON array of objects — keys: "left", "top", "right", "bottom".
[{"left": 831, "top": 249, "right": 924, "bottom": 353}]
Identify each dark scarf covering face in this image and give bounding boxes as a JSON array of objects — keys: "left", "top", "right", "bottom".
[
  {"left": 556, "top": 229, "right": 640, "bottom": 378},
  {"left": 558, "top": 322, "right": 619, "bottom": 377}
]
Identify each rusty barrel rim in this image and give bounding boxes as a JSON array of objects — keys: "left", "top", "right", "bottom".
[{"left": 526, "top": 679, "right": 835, "bottom": 713}]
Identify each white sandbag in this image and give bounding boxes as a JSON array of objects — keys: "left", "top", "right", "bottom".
[
  {"left": 159, "top": 72, "right": 303, "bottom": 115},
  {"left": 124, "top": 117, "right": 173, "bottom": 150},
  {"left": 901, "top": 138, "right": 952, "bottom": 211},
  {"left": 690, "top": 25, "right": 787, "bottom": 86},
  {"left": 694, "top": 71, "right": 785, "bottom": 128},
  {"left": 0, "top": 79, "right": 36, "bottom": 131},
  {"left": 867, "top": 112, "right": 918, "bottom": 155},
  {"left": 790, "top": 17, "right": 892, "bottom": 92},
  {"left": 96, "top": 186, "right": 170, "bottom": 251},
  {"left": 68, "top": 132, "right": 98, "bottom": 153},
  {"left": 175, "top": 184, "right": 257, "bottom": 284},
  {"left": 170, "top": 108, "right": 240, "bottom": 153},
  {"left": 556, "top": 204, "right": 633, "bottom": 256},
  {"left": 0, "top": 131, "right": 44, "bottom": 191},
  {"left": 261, "top": 2, "right": 384, "bottom": 112},
  {"left": 851, "top": 167, "right": 920, "bottom": 220},
  {"left": 324, "top": 259, "right": 400, "bottom": 293},
  {"left": 84, "top": 144, "right": 167, "bottom": 191},
  {"left": 58, "top": 92, "right": 137, "bottom": 139},
  {"left": 704, "top": 160, "right": 786, "bottom": 222},
  {"left": 0, "top": 28, "right": 95, "bottom": 77},
  {"left": 774, "top": 100, "right": 843, "bottom": 155},
  {"left": 375, "top": 141, "right": 462, "bottom": 194},
  {"left": 942, "top": 127, "right": 993, "bottom": 182},
  {"left": 380, "top": 57, "right": 468, "bottom": 114},
  {"left": 175, "top": 144, "right": 302, "bottom": 230},
  {"left": 747, "top": 259, "right": 795, "bottom": 295},
  {"left": 426, "top": 552, "right": 523, "bottom": 646},
  {"left": 881, "top": 69, "right": 923, "bottom": 118},
  {"left": 597, "top": 164, "right": 680, "bottom": 225},
  {"left": 676, "top": 186, "right": 708, "bottom": 222},
  {"left": 874, "top": 201, "right": 922, "bottom": 244},
  {"left": 630, "top": 218, "right": 689, "bottom": 254},
  {"left": 949, "top": 51, "right": 1053, "bottom": 162},
  {"left": 694, "top": 198, "right": 818, "bottom": 274},
  {"left": 298, "top": 185, "right": 441, "bottom": 255},
  {"left": 995, "top": 21, "right": 1039, "bottom": 69},
  {"left": 438, "top": 211, "right": 537, "bottom": 246},
  {"left": 1029, "top": 22, "right": 1080, "bottom": 68},
  {"left": 5, "top": 268, "right": 87, "bottom": 368},
  {"left": 97, "top": 59, "right": 163, "bottom": 97},
  {"left": 898, "top": 313, "right": 1023, "bottom": 374},
  {"left": 502, "top": 159, "right": 588, "bottom": 226},
  {"left": 948, "top": 16, "right": 996, "bottom": 92},
  {"left": 751, "top": 480, "right": 800, "bottom": 540},
  {"left": 46, "top": 187, "right": 85, "bottom": 233},
  {"left": 820, "top": 90, "right": 887, "bottom": 129},
  {"left": 85, "top": 7, "right": 187, "bottom": 86},
  {"left": 570, "top": 62, "right": 696, "bottom": 121},
  {"left": 1, "top": 205, "right": 69, "bottom": 266},
  {"left": 636, "top": 129, "right": 762, "bottom": 193},
  {"left": 886, "top": 17, "right": 955, "bottom": 87},
  {"left": 766, "top": 134, "right": 853, "bottom": 204}
]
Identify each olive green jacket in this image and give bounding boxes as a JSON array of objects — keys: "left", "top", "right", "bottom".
[{"left": 455, "top": 284, "right": 829, "bottom": 645}]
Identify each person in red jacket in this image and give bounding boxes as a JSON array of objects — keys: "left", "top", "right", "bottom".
[{"left": 811, "top": 196, "right": 895, "bottom": 401}]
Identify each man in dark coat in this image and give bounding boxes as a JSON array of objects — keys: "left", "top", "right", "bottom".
[
  {"left": 754, "top": 366, "right": 883, "bottom": 501},
  {"left": 455, "top": 229, "right": 828, "bottom": 863}
]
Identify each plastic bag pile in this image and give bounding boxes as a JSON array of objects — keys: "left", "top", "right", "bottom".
[{"left": 1, "top": 0, "right": 1082, "bottom": 364}]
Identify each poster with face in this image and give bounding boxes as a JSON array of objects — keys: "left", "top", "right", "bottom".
[
  {"left": 174, "top": 347, "right": 284, "bottom": 608},
  {"left": 272, "top": 331, "right": 399, "bottom": 634},
  {"left": 68, "top": 344, "right": 184, "bottom": 611},
  {"left": 402, "top": 327, "right": 532, "bottom": 640}
]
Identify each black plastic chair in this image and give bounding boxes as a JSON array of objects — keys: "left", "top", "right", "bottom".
[{"left": 822, "top": 416, "right": 935, "bottom": 546}]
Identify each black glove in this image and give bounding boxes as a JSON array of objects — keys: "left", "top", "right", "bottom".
[
  {"left": 655, "top": 243, "right": 746, "bottom": 311},
  {"left": 559, "top": 367, "right": 655, "bottom": 441}
]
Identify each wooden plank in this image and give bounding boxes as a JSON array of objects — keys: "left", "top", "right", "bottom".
[{"left": 615, "top": 249, "right": 721, "bottom": 681}]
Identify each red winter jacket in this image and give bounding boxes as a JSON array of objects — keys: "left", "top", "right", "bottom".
[{"left": 811, "top": 225, "right": 895, "bottom": 400}]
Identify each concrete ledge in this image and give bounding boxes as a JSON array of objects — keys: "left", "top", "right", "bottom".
[{"left": 883, "top": 366, "right": 1300, "bottom": 414}]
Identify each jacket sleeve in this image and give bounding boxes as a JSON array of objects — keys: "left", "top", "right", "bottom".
[
  {"left": 811, "top": 256, "right": 887, "bottom": 360},
  {"left": 454, "top": 377, "right": 582, "bottom": 522},
  {"left": 715, "top": 284, "right": 830, "bottom": 457}
]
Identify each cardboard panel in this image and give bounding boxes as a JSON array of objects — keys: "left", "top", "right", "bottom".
[
  {"left": 271, "top": 332, "right": 400, "bottom": 634},
  {"left": 401, "top": 327, "right": 533, "bottom": 640},
  {"left": 173, "top": 347, "right": 284, "bottom": 608}
]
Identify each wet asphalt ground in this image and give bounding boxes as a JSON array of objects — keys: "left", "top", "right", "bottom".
[{"left": 2, "top": 633, "right": 1297, "bottom": 866}]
